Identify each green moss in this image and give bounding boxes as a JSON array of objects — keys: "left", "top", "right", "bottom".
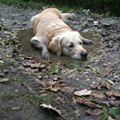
[
  {"left": 2, "top": 91, "right": 21, "bottom": 100},
  {"left": 26, "top": 94, "right": 50, "bottom": 104},
  {"left": 6, "top": 74, "right": 28, "bottom": 85},
  {"left": 48, "top": 64, "right": 60, "bottom": 75},
  {"left": 101, "top": 106, "right": 120, "bottom": 120}
]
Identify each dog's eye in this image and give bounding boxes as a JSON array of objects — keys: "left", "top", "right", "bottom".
[
  {"left": 79, "top": 42, "right": 82, "bottom": 45},
  {"left": 68, "top": 43, "right": 74, "bottom": 48}
]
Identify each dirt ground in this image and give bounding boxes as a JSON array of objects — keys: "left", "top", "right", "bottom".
[{"left": 0, "top": 4, "right": 120, "bottom": 120}]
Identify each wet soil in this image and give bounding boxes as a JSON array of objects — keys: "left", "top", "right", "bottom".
[{"left": 0, "top": 4, "right": 120, "bottom": 120}]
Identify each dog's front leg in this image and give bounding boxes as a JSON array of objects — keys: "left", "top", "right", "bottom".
[
  {"left": 41, "top": 46, "right": 50, "bottom": 60},
  {"left": 79, "top": 35, "right": 93, "bottom": 45},
  {"left": 30, "top": 36, "right": 50, "bottom": 59}
]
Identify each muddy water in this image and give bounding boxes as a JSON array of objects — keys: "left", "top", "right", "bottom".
[{"left": 17, "top": 28, "right": 101, "bottom": 66}]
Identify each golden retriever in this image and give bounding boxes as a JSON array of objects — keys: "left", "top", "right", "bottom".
[{"left": 30, "top": 8, "right": 92, "bottom": 60}]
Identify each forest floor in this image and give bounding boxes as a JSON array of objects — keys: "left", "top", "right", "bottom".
[{"left": 0, "top": 4, "right": 120, "bottom": 120}]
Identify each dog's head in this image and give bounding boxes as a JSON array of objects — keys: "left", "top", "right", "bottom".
[{"left": 49, "top": 31, "right": 92, "bottom": 60}]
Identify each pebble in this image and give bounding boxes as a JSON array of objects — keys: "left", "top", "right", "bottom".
[
  {"left": 11, "top": 106, "right": 20, "bottom": 111},
  {"left": 0, "top": 73, "right": 5, "bottom": 77},
  {"left": 93, "top": 21, "right": 99, "bottom": 26}
]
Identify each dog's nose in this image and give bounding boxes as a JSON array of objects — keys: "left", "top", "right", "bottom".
[{"left": 80, "top": 52, "right": 88, "bottom": 58}]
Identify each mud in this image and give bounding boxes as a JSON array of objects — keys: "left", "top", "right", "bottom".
[{"left": 0, "top": 4, "right": 120, "bottom": 120}]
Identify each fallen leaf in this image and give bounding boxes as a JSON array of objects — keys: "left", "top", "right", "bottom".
[
  {"left": 30, "top": 63, "right": 40, "bottom": 69},
  {"left": 90, "top": 81, "right": 112, "bottom": 90},
  {"left": 74, "top": 89, "right": 92, "bottom": 96},
  {"left": 92, "top": 98, "right": 120, "bottom": 107},
  {"left": 105, "top": 91, "right": 120, "bottom": 97},
  {"left": 74, "top": 96, "right": 102, "bottom": 108},
  {"left": 109, "top": 100, "right": 120, "bottom": 107},
  {"left": 35, "top": 79, "right": 47, "bottom": 88},
  {"left": 37, "top": 79, "right": 74, "bottom": 93},
  {"left": 86, "top": 109, "right": 102, "bottom": 116},
  {"left": 40, "top": 104, "right": 65, "bottom": 119},
  {"left": 107, "top": 80, "right": 114, "bottom": 86},
  {"left": 45, "top": 81, "right": 67, "bottom": 92},
  {"left": 44, "top": 81, "right": 73, "bottom": 92},
  {"left": 61, "top": 86, "right": 74, "bottom": 94},
  {"left": 40, "top": 104, "right": 61, "bottom": 114},
  {"left": 46, "top": 85, "right": 60, "bottom": 92},
  {"left": 91, "top": 92, "right": 106, "bottom": 99}
]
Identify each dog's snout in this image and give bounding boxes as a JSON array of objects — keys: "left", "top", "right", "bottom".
[{"left": 80, "top": 52, "right": 88, "bottom": 58}]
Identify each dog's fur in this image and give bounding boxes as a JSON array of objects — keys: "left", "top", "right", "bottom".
[{"left": 30, "top": 8, "right": 92, "bottom": 59}]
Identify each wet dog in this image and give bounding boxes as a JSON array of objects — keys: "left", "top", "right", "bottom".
[{"left": 30, "top": 8, "right": 92, "bottom": 60}]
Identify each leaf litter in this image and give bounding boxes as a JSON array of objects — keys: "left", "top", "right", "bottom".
[
  {"left": 35, "top": 79, "right": 74, "bottom": 93},
  {"left": 74, "top": 89, "right": 92, "bottom": 96},
  {"left": 40, "top": 103, "right": 66, "bottom": 120},
  {"left": 1, "top": 5, "right": 120, "bottom": 120}
]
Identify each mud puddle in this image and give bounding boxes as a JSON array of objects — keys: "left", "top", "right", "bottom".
[
  {"left": 16, "top": 29, "right": 104, "bottom": 120},
  {"left": 17, "top": 28, "right": 102, "bottom": 67}
]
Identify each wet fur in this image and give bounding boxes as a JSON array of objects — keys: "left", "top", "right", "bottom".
[{"left": 30, "top": 8, "right": 92, "bottom": 59}]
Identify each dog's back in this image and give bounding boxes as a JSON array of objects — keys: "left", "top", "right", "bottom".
[
  {"left": 31, "top": 8, "right": 71, "bottom": 43},
  {"left": 31, "top": 8, "right": 61, "bottom": 33}
]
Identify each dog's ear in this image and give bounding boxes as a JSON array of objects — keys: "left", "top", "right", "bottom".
[
  {"left": 79, "top": 34, "right": 93, "bottom": 45},
  {"left": 49, "top": 36, "right": 62, "bottom": 56}
]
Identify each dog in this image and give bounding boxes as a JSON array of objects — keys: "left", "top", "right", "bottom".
[{"left": 30, "top": 8, "right": 92, "bottom": 60}]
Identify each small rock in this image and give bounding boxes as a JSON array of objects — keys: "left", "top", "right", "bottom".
[
  {"left": 93, "top": 21, "right": 99, "bottom": 26},
  {"left": 87, "top": 17, "right": 94, "bottom": 22},
  {"left": 38, "top": 75, "right": 43, "bottom": 79},
  {"left": 82, "top": 9, "right": 90, "bottom": 16},
  {"left": 0, "top": 73, "right": 5, "bottom": 77},
  {"left": 3, "top": 69, "right": 9, "bottom": 74},
  {"left": 11, "top": 106, "right": 20, "bottom": 111},
  {"left": 0, "top": 78, "right": 9, "bottom": 83},
  {"left": 101, "top": 20, "right": 115, "bottom": 27}
]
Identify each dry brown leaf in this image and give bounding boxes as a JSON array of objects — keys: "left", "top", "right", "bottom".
[
  {"left": 74, "top": 96, "right": 102, "bottom": 108},
  {"left": 44, "top": 81, "right": 68, "bottom": 92},
  {"left": 40, "top": 104, "right": 61, "bottom": 114},
  {"left": 36, "top": 80, "right": 74, "bottom": 93},
  {"left": 105, "top": 91, "right": 120, "bottom": 97},
  {"left": 61, "top": 86, "right": 74, "bottom": 94},
  {"left": 45, "top": 85, "right": 60, "bottom": 92},
  {"left": 40, "top": 104, "right": 65, "bottom": 119},
  {"left": 35, "top": 79, "right": 47, "bottom": 87},
  {"left": 91, "top": 93, "right": 106, "bottom": 99},
  {"left": 92, "top": 98, "right": 120, "bottom": 107},
  {"left": 90, "top": 81, "right": 112, "bottom": 90},
  {"left": 109, "top": 100, "right": 120, "bottom": 107},
  {"left": 30, "top": 63, "right": 40, "bottom": 68},
  {"left": 74, "top": 89, "right": 92, "bottom": 96},
  {"left": 85, "top": 109, "right": 102, "bottom": 116}
]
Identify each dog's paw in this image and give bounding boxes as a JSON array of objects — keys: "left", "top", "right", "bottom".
[
  {"left": 68, "top": 13, "right": 76, "bottom": 20},
  {"left": 83, "top": 39, "right": 94, "bottom": 45},
  {"left": 41, "top": 52, "right": 51, "bottom": 60},
  {"left": 71, "top": 13, "right": 76, "bottom": 18}
]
